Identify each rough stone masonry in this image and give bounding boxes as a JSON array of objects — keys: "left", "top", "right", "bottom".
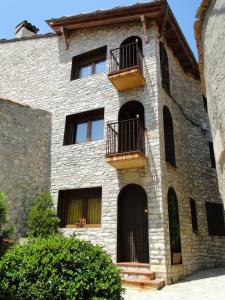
[{"left": 0, "top": 1, "right": 225, "bottom": 283}]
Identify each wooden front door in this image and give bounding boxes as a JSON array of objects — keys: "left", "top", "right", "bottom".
[{"left": 117, "top": 184, "right": 149, "bottom": 263}]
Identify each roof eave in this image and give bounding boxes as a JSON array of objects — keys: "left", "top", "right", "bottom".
[{"left": 45, "top": 0, "right": 199, "bottom": 79}]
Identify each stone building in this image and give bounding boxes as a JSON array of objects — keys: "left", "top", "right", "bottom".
[
  {"left": 0, "top": 1, "right": 225, "bottom": 284},
  {"left": 195, "top": 0, "right": 225, "bottom": 206},
  {"left": 0, "top": 98, "right": 51, "bottom": 235}
]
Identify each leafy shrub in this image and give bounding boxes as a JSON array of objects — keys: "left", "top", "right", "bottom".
[
  {"left": 0, "top": 235, "right": 123, "bottom": 300},
  {"left": 27, "top": 192, "right": 60, "bottom": 237},
  {"left": 0, "top": 193, "right": 14, "bottom": 257}
]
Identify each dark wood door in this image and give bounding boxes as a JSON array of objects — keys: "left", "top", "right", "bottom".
[{"left": 117, "top": 184, "right": 149, "bottom": 263}]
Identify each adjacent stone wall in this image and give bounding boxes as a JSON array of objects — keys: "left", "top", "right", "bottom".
[
  {"left": 0, "top": 98, "right": 51, "bottom": 236},
  {"left": 201, "top": 0, "right": 225, "bottom": 206},
  {"left": 157, "top": 34, "right": 225, "bottom": 282}
]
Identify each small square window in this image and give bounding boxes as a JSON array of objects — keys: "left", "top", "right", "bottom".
[
  {"left": 203, "top": 95, "right": 208, "bottom": 112},
  {"left": 64, "top": 108, "right": 104, "bottom": 145},
  {"left": 58, "top": 187, "right": 102, "bottom": 228},
  {"left": 209, "top": 142, "right": 216, "bottom": 168},
  {"left": 71, "top": 46, "right": 107, "bottom": 80},
  {"left": 205, "top": 202, "right": 225, "bottom": 236},
  {"left": 190, "top": 199, "right": 198, "bottom": 234}
]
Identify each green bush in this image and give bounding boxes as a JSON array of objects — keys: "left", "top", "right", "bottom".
[
  {"left": 0, "top": 193, "right": 14, "bottom": 257},
  {"left": 27, "top": 192, "right": 60, "bottom": 237},
  {"left": 0, "top": 235, "right": 123, "bottom": 300}
]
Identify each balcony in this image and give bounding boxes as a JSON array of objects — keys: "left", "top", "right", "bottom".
[
  {"left": 108, "top": 42, "right": 145, "bottom": 92},
  {"left": 106, "top": 118, "right": 148, "bottom": 169}
]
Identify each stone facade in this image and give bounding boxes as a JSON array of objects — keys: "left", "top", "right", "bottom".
[
  {"left": 195, "top": 0, "right": 225, "bottom": 206},
  {"left": 0, "top": 3, "right": 225, "bottom": 283},
  {"left": 0, "top": 98, "right": 51, "bottom": 236}
]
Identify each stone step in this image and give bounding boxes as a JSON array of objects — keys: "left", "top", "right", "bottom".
[
  {"left": 122, "top": 269, "right": 155, "bottom": 281},
  {"left": 123, "top": 278, "right": 165, "bottom": 290},
  {"left": 116, "top": 262, "right": 150, "bottom": 272}
]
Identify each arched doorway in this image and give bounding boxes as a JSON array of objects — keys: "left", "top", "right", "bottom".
[
  {"left": 120, "top": 36, "right": 143, "bottom": 70},
  {"left": 117, "top": 184, "right": 149, "bottom": 263},
  {"left": 118, "top": 101, "right": 145, "bottom": 153},
  {"left": 168, "top": 187, "right": 182, "bottom": 264}
]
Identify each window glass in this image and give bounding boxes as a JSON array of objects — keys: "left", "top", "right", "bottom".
[
  {"left": 75, "top": 122, "right": 88, "bottom": 144},
  {"left": 64, "top": 108, "right": 104, "bottom": 146},
  {"left": 67, "top": 199, "right": 83, "bottom": 224},
  {"left": 209, "top": 142, "right": 216, "bottom": 168},
  {"left": 163, "top": 106, "right": 176, "bottom": 166},
  {"left": 91, "top": 119, "right": 104, "bottom": 141},
  {"left": 87, "top": 198, "right": 101, "bottom": 224},
  {"left": 190, "top": 199, "right": 198, "bottom": 233},
  {"left": 95, "top": 59, "right": 106, "bottom": 74},
  {"left": 206, "top": 202, "right": 225, "bottom": 236},
  {"left": 79, "top": 63, "right": 92, "bottom": 78},
  {"left": 57, "top": 187, "right": 102, "bottom": 227}
]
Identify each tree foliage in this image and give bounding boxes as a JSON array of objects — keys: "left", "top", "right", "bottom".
[
  {"left": 0, "top": 193, "right": 14, "bottom": 256},
  {"left": 0, "top": 235, "right": 123, "bottom": 300},
  {"left": 27, "top": 192, "right": 60, "bottom": 238}
]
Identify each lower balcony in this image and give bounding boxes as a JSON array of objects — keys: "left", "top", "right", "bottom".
[{"left": 106, "top": 118, "right": 148, "bottom": 169}]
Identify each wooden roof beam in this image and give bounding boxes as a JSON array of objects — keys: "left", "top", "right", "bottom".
[
  {"left": 140, "top": 15, "right": 149, "bottom": 43},
  {"left": 50, "top": 8, "right": 162, "bottom": 33}
]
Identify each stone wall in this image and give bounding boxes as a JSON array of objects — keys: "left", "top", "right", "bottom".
[
  {"left": 157, "top": 33, "right": 225, "bottom": 282},
  {"left": 0, "top": 98, "right": 51, "bottom": 236},
  {"left": 201, "top": 0, "right": 225, "bottom": 206}
]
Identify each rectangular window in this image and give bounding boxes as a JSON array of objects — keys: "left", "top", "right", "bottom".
[
  {"left": 203, "top": 95, "right": 208, "bottom": 112},
  {"left": 64, "top": 108, "right": 104, "bottom": 145},
  {"left": 190, "top": 199, "right": 198, "bottom": 234},
  {"left": 71, "top": 46, "right": 107, "bottom": 80},
  {"left": 209, "top": 142, "right": 216, "bottom": 168},
  {"left": 205, "top": 202, "right": 225, "bottom": 236},
  {"left": 58, "top": 187, "right": 102, "bottom": 228}
]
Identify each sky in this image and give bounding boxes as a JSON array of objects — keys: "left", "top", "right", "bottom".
[{"left": 0, "top": 0, "right": 200, "bottom": 57}]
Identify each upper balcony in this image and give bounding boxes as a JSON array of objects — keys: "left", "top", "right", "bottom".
[
  {"left": 106, "top": 117, "right": 148, "bottom": 169},
  {"left": 108, "top": 39, "right": 145, "bottom": 92}
]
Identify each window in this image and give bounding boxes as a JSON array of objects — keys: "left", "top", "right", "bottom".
[
  {"left": 203, "top": 95, "right": 208, "bottom": 112},
  {"left": 163, "top": 106, "right": 176, "bottom": 166},
  {"left": 160, "top": 42, "right": 170, "bottom": 95},
  {"left": 205, "top": 202, "right": 225, "bottom": 236},
  {"left": 58, "top": 187, "right": 102, "bottom": 228},
  {"left": 64, "top": 108, "right": 104, "bottom": 145},
  {"left": 190, "top": 199, "right": 198, "bottom": 234},
  {"left": 71, "top": 46, "right": 107, "bottom": 80},
  {"left": 168, "top": 188, "right": 182, "bottom": 265},
  {"left": 209, "top": 142, "right": 216, "bottom": 168}
]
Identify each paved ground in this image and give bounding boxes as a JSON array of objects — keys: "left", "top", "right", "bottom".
[{"left": 124, "top": 268, "right": 225, "bottom": 300}]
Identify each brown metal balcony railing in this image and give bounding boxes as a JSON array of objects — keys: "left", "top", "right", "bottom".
[
  {"left": 106, "top": 118, "right": 145, "bottom": 156},
  {"left": 109, "top": 42, "right": 144, "bottom": 74}
]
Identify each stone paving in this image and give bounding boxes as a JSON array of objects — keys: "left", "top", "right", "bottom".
[{"left": 124, "top": 268, "right": 225, "bottom": 300}]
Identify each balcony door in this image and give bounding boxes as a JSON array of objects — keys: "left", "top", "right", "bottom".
[
  {"left": 117, "top": 184, "right": 149, "bottom": 263},
  {"left": 118, "top": 101, "right": 145, "bottom": 153},
  {"left": 120, "top": 36, "right": 142, "bottom": 70}
]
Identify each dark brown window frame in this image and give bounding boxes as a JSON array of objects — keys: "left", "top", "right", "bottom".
[
  {"left": 63, "top": 108, "right": 104, "bottom": 146},
  {"left": 205, "top": 201, "right": 225, "bottom": 236},
  {"left": 160, "top": 42, "right": 170, "bottom": 95},
  {"left": 203, "top": 95, "right": 208, "bottom": 112},
  {"left": 58, "top": 187, "right": 102, "bottom": 228},
  {"left": 209, "top": 141, "right": 216, "bottom": 169},
  {"left": 190, "top": 198, "right": 198, "bottom": 234},
  {"left": 163, "top": 106, "right": 176, "bottom": 167},
  {"left": 71, "top": 46, "right": 107, "bottom": 80}
]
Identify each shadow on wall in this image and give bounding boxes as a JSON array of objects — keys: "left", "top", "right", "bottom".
[{"left": 180, "top": 267, "right": 225, "bottom": 283}]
